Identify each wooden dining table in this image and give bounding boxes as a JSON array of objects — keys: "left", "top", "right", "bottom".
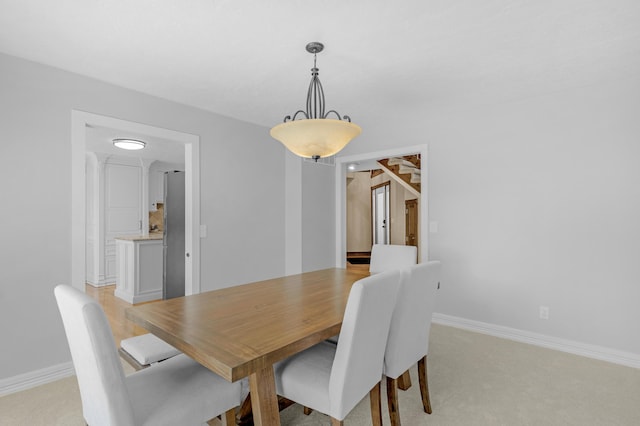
[{"left": 126, "top": 267, "right": 369, "bottom": 426}]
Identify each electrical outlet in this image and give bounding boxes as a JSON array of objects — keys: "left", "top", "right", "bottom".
[{"left": 539, "top": 306, "right": 550, "bottom": 320}]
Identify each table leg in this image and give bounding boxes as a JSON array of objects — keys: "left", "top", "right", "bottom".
[{"left": 249, "top": 366, "right": 281, "bottom": 426}]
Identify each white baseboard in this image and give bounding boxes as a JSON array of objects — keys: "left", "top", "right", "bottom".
[
  {"left": 433, "top": 313, "right": 640, "bottom": 369},
  {"left": 3, "top": 314, "right": 638, "bottom": 397},
  {"left": 132, "top": 291, "right": 163, "bottom": 304},
  {"left": 86, "top": 280, "right": 114, "bottom": 288},
  {"left": 0, "top": 362, "right": 75, "bottom": 396}
]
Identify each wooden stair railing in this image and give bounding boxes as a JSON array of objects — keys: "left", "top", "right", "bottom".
[{"left": 377, "top": 154, "right": 421, "bottom": 194}]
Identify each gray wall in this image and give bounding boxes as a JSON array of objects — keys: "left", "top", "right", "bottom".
[
  {"left": 0, "top": 53, "right": 285, "bottom": 380},
  {"left": 338, "top": 75, "right": 640, "bottom": 357},
  {"left": 301, "top": 161, "right": 335, "bottom": 272},
  {"left": 3, "top": 48, "right": 639, "bottom": 382}
]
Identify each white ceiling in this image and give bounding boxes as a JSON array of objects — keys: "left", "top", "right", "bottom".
[
  {"left": 1, "top": 0, "right": 639, "bottom": 150},
  {"left": 85, "top": 125, "right": 185, "bottom": 164}
]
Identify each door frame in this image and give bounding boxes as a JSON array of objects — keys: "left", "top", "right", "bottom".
[
  {"left": 335, "top": 144, "right": 429, "bottom": 267},
  {"left": 405, "top": 198, "right": 418, "bottom": 247},
  {"left": 371, "top": 181, "right": 391, "bottom": 245},
  {"left": 71, "top": 110, "right": 201, "bottom": 295}
]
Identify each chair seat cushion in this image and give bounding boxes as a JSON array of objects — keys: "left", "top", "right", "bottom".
[
  {"left": 274, "top": 341, "right": 336, "bottom": 416},
  {"left": 126, "top": 354, "right": 241, "bottom": 425},
  {"left": 121, "top": 334, "right": 181, "bottom": 365}
]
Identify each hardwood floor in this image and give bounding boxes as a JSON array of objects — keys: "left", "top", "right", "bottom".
[
  {"left": 347, "top": 262, "right": 369, "bottom": 272},
  {"left": 346, "top": 252, "right": 371, "bottom": 273},
  {"left": 85, "top": 284, "right": 150, "bottom": 347},
  {"left": 345, "top": 261, "right": 369, "bottom": 273}
]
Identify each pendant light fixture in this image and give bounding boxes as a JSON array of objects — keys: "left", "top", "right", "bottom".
[{"left": 270, "top": 42, "right": 361, "bottom": 161}]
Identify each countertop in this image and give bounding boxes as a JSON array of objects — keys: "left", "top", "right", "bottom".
[{"left": 114, "top": 232, "right": 163, "bottom": 241}]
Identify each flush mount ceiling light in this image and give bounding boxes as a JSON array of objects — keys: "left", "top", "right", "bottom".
[
  {"left": 270, "top": 42, "right": 362, "bottom": 161},
  {"left": 112, "top": 138, "right": 146, "bottom": 150}
]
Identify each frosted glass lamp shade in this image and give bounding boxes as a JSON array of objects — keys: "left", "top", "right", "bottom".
[{"left": 270, "top": 119, "right": 362, "bottom": 159}]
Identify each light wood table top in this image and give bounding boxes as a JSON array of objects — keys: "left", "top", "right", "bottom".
[{"left": 126, "top": 267, "right": 369, "bottom": 426}]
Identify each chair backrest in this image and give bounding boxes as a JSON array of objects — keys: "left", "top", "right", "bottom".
[
  {"left": 54, "top": 285, "right": 136, "bottom": 426},
  {"left": 329, "top": 269, "right": 401, "bottom": 420},
  {"left": 384, "top": 261, "right": 441, "bottom": 379},
  {"left": 369, "top": 244, "right": 417, "bottom": 274}
]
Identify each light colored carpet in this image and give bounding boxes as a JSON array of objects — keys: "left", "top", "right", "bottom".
[{"left": 2, "top": 324, "right": 639, "bottom": 425}]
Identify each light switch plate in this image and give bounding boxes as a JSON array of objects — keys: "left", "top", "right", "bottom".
[{"left": 200, "top": 224, "right": 207, "bottom": 238}]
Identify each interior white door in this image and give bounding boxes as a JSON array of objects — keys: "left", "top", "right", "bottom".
[
  {"left": 106, "top": 163, "right": 142, "bottom": 233},
  {"left": 372, "top": 183, "right": 390, "bottom": 245}
]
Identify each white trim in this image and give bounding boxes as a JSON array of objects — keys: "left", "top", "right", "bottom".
[
  {"left": 184, "top": 141, "right": 200, "bottom": 295},
  {"left": 433, "top": 313, "right": 640, "bottom": 369},
  {"left": 71, "top": 111, "right": 201, "bottom": 295},
  {"left": 0, "top": 362, "right": 75, "bottom": 396},
  {"left": 113, "top": 289, "right": 164, "bottom": 304},
  {"left": 335, "top": 144, "right": 429, "bottom": 267}
]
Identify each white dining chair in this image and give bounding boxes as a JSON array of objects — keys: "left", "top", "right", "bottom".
[
  {"left": 369, "top": 244, "right": 417, "bottom": 274},
  {"left": 119, "top": 333, "right": 182, "bottom": 370},
  {"left": 384, "top": 261, "right": 441, "bottom": 425},
  {"left": 54, "top": 285, "right": 241, "bottom": 426},
  {"left": 274, "top": 269, "right": 401, "bottom": 425},
  {"left": 326, "top": 244, "right": 417, "bottom": 346}
]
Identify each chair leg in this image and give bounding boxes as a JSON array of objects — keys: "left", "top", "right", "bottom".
[
  {"left": 417, "top": 356, "right": 433, "bottom": 414},
  {"left": 397, "top": 369, "right": 412, "bottom": 391},
  {"left": 330, "top": 417, "right": 344, "bottom": 426},
  {"left": 386, "top": 376, "right": 401, "bottom": 426},
  {"left": 370, "top": 381, "right": 383, "bottom": 426},
  {"left": 303, "top": 406, "right": 313, "bottom": 415},
  {"left": 220, "top": 408, "right": 236, "bottom": 426}
]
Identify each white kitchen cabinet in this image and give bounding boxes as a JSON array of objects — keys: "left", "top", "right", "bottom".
[
  {"left": 149, "top": 170, "right": 165, "bottom": 211},
  {"left": 114, "top": 235, "right": 163, "bottom": 303},
  {"left": 85, "top": 155, "right": 144, "bottom": 286}
]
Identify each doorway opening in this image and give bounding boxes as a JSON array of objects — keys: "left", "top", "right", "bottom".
[
  {"left": 71, "top": 111, "right": 201, "bottom": 296},
  {"left": 335, "top": 144, "right": 429, "bottom": 268}
]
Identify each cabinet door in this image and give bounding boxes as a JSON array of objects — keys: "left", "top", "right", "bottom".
[
  {"left": 106, "top": 163, "right": 142, "bottom": 235},
  {"left": 105, "top": 163, "right": 142, "bottom": 283},
  {"left": 150, "top": 170, "right": 165, "bottom": 210}
]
